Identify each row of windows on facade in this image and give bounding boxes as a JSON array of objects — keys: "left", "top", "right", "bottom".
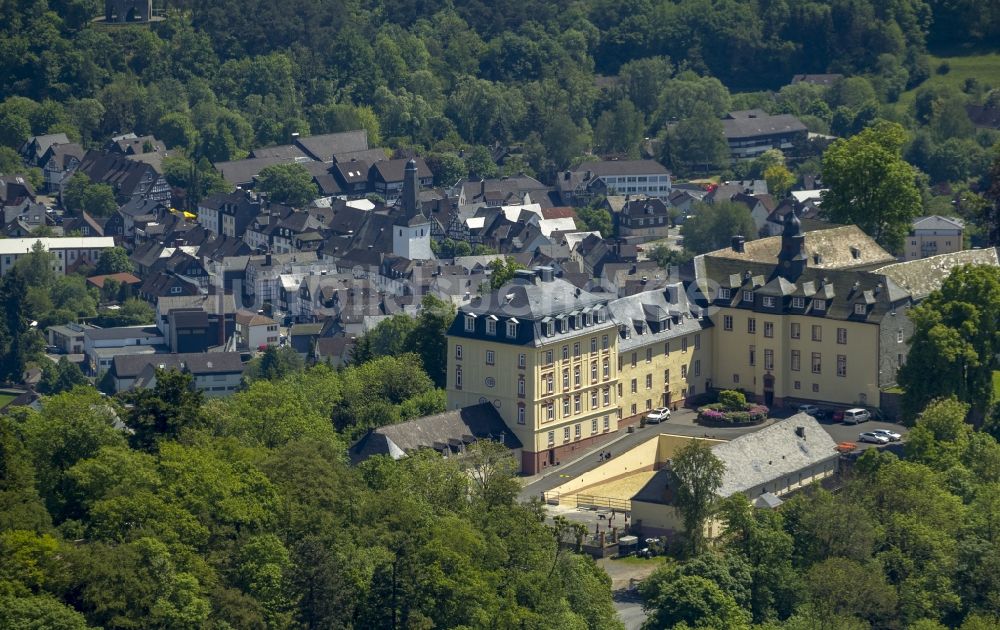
[
  {"left": 453, "top": 335, "right": 613, "bottom": 366},
  {"left": 626, "top": 363, "right": 698, "bottom": 393},
  {"left": 546, "top": 416, "right": 613, "bottom": 446},
  {"left": 723, "top": 318, "right": 905, "bottom": 344},
  {"left": 504, "top": 390, "right": 616, "bottom": 425},
  {"left": 625, "top": 216, "right": 669, "bottom": 227},
  {"left": 743, "top": 347, "right": 849, "bottom": 376},
  {"left": 604, "top": 175, "right": 670, "bottom": 183},
  {"left": 720, "top": 289, "right": 871, "bottom": 315},
  {"left": 619, "top": 335, "right": 700, "bottom": 368}
]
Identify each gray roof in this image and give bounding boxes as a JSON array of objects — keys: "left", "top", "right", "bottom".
[
  {"left": 572, "top": 159, "right": 670, "bottom": 177},
  {"left": 722, "top": 112, "right": 807, "bottom": 140},
  {"left": 348, "top": 402, "right": 521, "bottom": 464},
  {"left": 911, "top": 215, "right": 963, "bottom": 231},
  {"left": 294, "top": 130, "right": 369, "bottom": 162},
  {"left": 215, "top": 156, "right": 293, "bottom": 187},
  {"left": 112, "top": 351, "right": 244, "bottom": 378},
  {"left": 875, "top": 248, "right": 1000, "bottom": 300},
  {"left": 712, "top": 415, "right": 838, "bottom": 497},
  {"left": 633, "top": 415, "right": 838, "bottom": 505},
  {"left": 705, "top": 225, "right": 895, "bottom": 270},
  {"left": 249, "top": 144, "right": 309, "bottom": 160},
  {"left": 607, "top": 283, "right": 710, "bottom": 352},
  {"left": 85, "top": 326, "right": 163, "bottom": 341}
]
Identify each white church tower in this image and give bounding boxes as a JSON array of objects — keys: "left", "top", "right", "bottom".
[{"left": 392, "top": 158, "right": 433, "bottom": 260}]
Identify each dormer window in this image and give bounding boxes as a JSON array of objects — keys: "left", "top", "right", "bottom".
[
  {"left": 486, "top": 316, "right": 497, "bottom": 335},
  {"left": 464, "top": 314, "right": 476, "bottom": 332},
  {"left": 762, "top": 296, "right": 775, "bottom": 308},
  {"left": 719, "top": 288, "right": 731, "bottom": 300},
  {"left": 596, "top": 307, "right": 606, "bottom": 323},
  {"left": 813, "top": 299, "right": 826, "bottom": 312},
  {"left": 854, "top": 303, "right": 867, "bottom": 315},
  {"left": 575, "top": 315, "right": 582, "bottom": 329},
  {"left": 743, "top": 290, "right": 753, "bottom": 302},
  {"left": 791, "top": 297, "right": 805, "bottom": 309},
  {"left": 507, "top": 319, "right": 518, "bottom": 338}
]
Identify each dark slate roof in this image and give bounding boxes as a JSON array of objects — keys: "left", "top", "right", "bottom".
[
  {"left": 78, "top": 150, "right": 161, "bottom": 200},
  {"left": 40, "top": 142, "right": 84, "bottom": 170},
  {"left": 168, "top": 308, "right": 210, "bottom": 328},
  {"left": 294, "top": 130, "right": 369, "bottom": 162},
  {"left": 119, "top": 197, "right": 167, "bottom": 219},
  {"left": 607, "top": 283, "right": 710, "bottom": 352},
  {"left": 332, "top": 148, "right": 389, "bottom": 164},
  {"left": 333, "top": 160, "right": 370, "bottom": 185},
  {"left": 722, "top": 112, "right": 807, "bottom": 140},
  {"left": 214, "top": 156, "right": 291, "bottom": 187},
  {"left": 249, "top": 144, "right": 309, "bottom": 160},
  {"left": 112, "top": 351, "right": 244, "bottom": 378},
  {"left": 370, "top": 157, "right": 432, "bottom": 183},
  {"left": 571, "top": 160, "right": 670, "bottom": 177},
  {"left": 448, "top": 268, "right": 615, "bottom": 347},
  {"left": 348, "top": 402, "right": 521, "bottom": 464},
  {"left": 85, "top": 326, "right": 163, "bottom": 341}
]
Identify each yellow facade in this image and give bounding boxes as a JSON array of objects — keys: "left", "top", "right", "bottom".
[
  {"left": 711, "top": 306, "right": 879, "bottom": 407},
  {"left": 616, "top": 330, "right": 712, "bottom": 418},
  {"left": 447, "top": 325, "right": 621, "bottom": 461}
]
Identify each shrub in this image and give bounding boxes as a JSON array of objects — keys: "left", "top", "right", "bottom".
[
  {"left": 728, "top": 411, "right": 751, "bottom": 423},
  {"left": 697, "top": 401, "right": 769, "bottom": 424},
  {"left": 717, "top": 390, "right": 747, "bottom": 410}
]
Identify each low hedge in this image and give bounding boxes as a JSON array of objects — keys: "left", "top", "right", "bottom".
[{"left": 697, "top": 403, "right": 769, "bottom": 426}]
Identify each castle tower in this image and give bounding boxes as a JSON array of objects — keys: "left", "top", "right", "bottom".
[
  {"left": 777, "top": 209, "right": 807, "bottom": 280},
  {"left": 393, "top": 159, "right": 432, "bottom": 260}
]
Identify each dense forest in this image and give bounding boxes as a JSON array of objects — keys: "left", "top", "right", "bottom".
[
  {"left": 0, "top": 369, "right": 622, "bottom": 629},
  {"left": 1, "top": 0, "right": 998, "bottom": 193}
]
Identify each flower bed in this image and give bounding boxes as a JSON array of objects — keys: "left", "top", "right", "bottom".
[{"left": 696, "top": 402, "right": 769, "bottom": 427}]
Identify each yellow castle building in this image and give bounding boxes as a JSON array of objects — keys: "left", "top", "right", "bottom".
[{"left": 445, "top": 213, "right": 999, "bottom": 474}]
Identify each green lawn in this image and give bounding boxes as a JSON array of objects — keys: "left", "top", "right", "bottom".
[
  {"left": 0, "top": 393, "right": 18, "bottom": 409},
  {"left": 993, "top": 371, "right": 1000, "bottom": 398},
  {"left": 610, "top": 555, "right": 669, "bottom": 567},
  {"left": 896, "top": 51, "right": 1000, "bottom": 109}
]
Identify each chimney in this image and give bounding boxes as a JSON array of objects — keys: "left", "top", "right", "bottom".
[
  {"left": 265, "top": 253, "right": 272, "bottom": 267},
  {"left": 731, "top": 236, "right": 745, "bottom": 253},
  {"left": 536, "top": 266, "right": 555, "bottom": 282},
  {"left": 795, "top": 426, "right": 805, "bottom": 439}
]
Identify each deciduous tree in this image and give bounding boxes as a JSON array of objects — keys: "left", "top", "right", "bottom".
[
  {"left": 256, "top": 163, "right": 317, "bottom": 206},
  {"left": 820, "top": 121, "right": 922, "bottom": 253},
  {"left": 672, "top": 439, "right": 725, "bottom": 555},
  {"left": 680, "top": 201, "right": 757, "bottom": 255}
]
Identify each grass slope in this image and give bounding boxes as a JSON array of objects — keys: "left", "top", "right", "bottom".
[{"left": 897, "top": 52, "right": 1000, "bottom": 108}]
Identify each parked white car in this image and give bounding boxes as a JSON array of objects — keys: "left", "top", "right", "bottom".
[
  {"left": 843, "top": 408, "right": 871, "bottom": 424},
  {"left": 858, "top": 432, "right": 890, "bottom": 444},
  {"left": 646, "top": 407, "right": 671, "bottom": 423},
  {"left": 871, "top": 429, "right": 902, "bottom": 442}
]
